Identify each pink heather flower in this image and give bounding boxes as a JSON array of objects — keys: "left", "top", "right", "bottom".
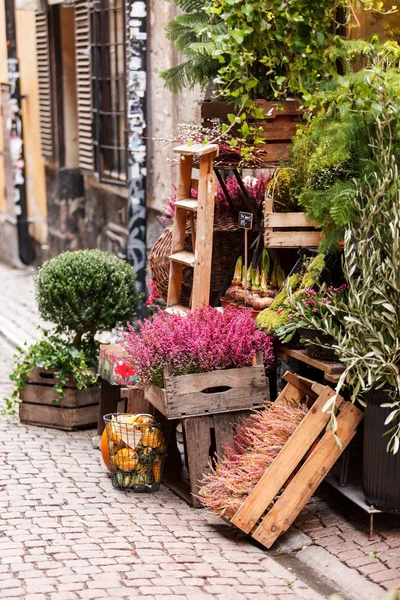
[{"left": 123, "top": 305, "right": 276, "bottom": 386}]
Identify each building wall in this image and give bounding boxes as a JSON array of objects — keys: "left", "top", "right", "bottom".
[
  {"left": 146, "top": 0, "right": 203, "bottom": 248},
  {"left": 0, "top": 0, "right": 8, "bottom": 215},
  {"left": 15, "top": 9, "right": 47, "bottom": 245}
]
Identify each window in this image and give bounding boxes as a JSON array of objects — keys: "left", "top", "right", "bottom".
[{"left": 91, "top": 0, "right": 127, "bottom": 185}]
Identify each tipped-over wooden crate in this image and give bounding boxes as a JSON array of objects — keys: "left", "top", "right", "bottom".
[
  {"left": 19, "top": 367, "right": 100, "bottom": 431},
  {"left": 264, "top": 197, "right": 323, "bottom": 248},
  {"left": 223, "top": 372, "right": 363, "bottom": 549}
]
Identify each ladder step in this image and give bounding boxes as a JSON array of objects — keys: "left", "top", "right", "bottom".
[
  {"left": 173, "top": 143, "right": 219, "bottom": 157},
  {"left": 175, "top": 198, "right": 198, "bottom": 212},
  {"left": 169, "top": 251, "right": 195, "bottom": 267},
  {"left": 165, "top": 305, "right": 190, "bottom": 316}
]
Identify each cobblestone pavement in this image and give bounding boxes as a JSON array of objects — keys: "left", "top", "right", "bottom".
[{"left": 1, "top": 262, "right": 400, "bottom": 600}]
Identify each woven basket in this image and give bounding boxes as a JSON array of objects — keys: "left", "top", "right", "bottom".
[{"left": 149, "top": 215, "right": 245, "bottom": 307}]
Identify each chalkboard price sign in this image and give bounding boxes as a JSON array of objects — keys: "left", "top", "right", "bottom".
[{"left": 238, "top": 212, "right": 253, "bottom": 230}]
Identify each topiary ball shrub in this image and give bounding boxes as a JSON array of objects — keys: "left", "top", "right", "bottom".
[{"left": 35, "top": 250, "right": 139, "bottom": 344}]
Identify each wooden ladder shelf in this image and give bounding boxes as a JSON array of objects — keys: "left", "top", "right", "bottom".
[{"left": 166, "top": 143, "right": 219, "bottom": 314}]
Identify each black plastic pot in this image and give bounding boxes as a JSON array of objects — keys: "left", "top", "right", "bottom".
[
  {"left": 298, "top": 327, "right": 338, "bottom": 361},
  {"left": 363, "top": 389, "right": 400, "bottom": 512}
]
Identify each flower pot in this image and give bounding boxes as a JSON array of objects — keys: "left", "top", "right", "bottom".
[
  {"left": 298, "top": 327, "right": 338, "bottom": 361},
  {"left": 363, "top": 389, "right": 400, "bottom": 512}
]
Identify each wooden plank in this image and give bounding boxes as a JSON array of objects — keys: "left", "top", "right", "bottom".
[
  {"left": 281, "top": 372, "right": 319, "bottom": 401},
  {"left": 252, "top": 402, "right": 363, "bottom": 548},
  {"left": 164, "top": 364, "right": 265, "bottom": 396},
  {"left": 120, "top": 386, "right": 151, "bottom": 415},
  {"left": 173, "top": 143, "right": 219, "bottom": 157},
  {"left": 20, "top": 385, "right": 100, "bottom": 408},
  {"left": 26, "top": 367, "right": 95, "bottom": 388},
  {"left": 277, "top": 347, "right": 344, "bottom": 375},
  {"left": 183, "top": 415, "right": 214, "bottom": 506},
  {"left": 191, "top": 178, "right": 199, "bottom": 191},
  {"left": 165, "top": 305, "right": 190, "bottom": 316},
  {"left": 19, "top": 401, "right": 99, "bottom": 431},
  {"left": 324, "top": 372, "right": 341, "bottom": 384},
  {"left": 174, "top": 199, "right": 198, "bottom": 212},
  {"left": 260, "top": 121, "right": 298, "bottom": 140},
  {"left": 177, "top": 153, "right": 193, "bottom": 201},
  {"left": 274, "top": 382, "right": 304, "bottom": 408},
  {"left": 231, "top": 387, "right": 342, "bottom": 534},
  {"left": 214, "top": 410, "right": 249, "bottom": 457},
  {"left": 192, "top": 153, "right": 217, "bottom": 307},
  {"left": 265, "top": 212, "right": 318, "bottom": 228},
  {"left": 264, "top": 231, "right": 323, "bottom": 248},
  {"left": 144, "top": 384, "right": 167, "bottom": 415},
  {"left": 169, "top": 250, "right": 195, "bottom": 267}
]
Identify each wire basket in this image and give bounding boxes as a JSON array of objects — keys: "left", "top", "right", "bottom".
[{"left": 103, "top": 413, "right": 167, "bottom": 492}]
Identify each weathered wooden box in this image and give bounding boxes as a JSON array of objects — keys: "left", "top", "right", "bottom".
[
  {"left": 264, "top": 198, "right": 323, "bottom": 248},
  {"left": 19, "top": 367, "right": 100, "bottom": 431},
  {"left": 144, "top": 354, "right": 269, "bottom": 420}
]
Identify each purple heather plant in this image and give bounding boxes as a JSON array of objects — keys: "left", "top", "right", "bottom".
[{"left": 123, "top": 305, "right": 276, "bottom": 387}]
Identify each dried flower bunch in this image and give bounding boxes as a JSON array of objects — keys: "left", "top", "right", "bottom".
[
  {"left": 198, "top": 401, "right": 307, "bottom": 515},
  {"left": 123, "top": 305, "right": 276, "bottom": 387}
]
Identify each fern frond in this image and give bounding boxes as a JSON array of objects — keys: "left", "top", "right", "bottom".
[
  {"left": 173, "top": 0, "right": 206, "bottom": 12},
  {"left": 159, "top": 62, "right": 193, "bottom": 94}
]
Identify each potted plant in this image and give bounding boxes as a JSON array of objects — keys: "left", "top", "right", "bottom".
[
  {"left": 276, "top": 285, "right": 347, "bottom": 361},
  {"left": 123, "top": 305, "right": 276, "bottom": 419},
  {"left": 161, "top": 1, "right": 391, "bottom": 161},
  {"left": 7, "top": 250, "right": 139, "bottom": 431},
  {"left": 310, "top": 77, "right": 400, "bottom": 511}
]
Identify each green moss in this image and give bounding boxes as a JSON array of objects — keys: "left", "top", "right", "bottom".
[
  {"left": 256, "top": 307, "right": 292, "bottom": 334},
  {"left": 307, "top": 253, "right": 325, "bottom": 276},
  {"left": 267, "top": 168, "right": 296, "bottom": 212}
]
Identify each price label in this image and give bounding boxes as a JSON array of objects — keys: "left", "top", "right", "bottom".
[{"left": 238, "top": 212, "right": 253, "bottom": 230}]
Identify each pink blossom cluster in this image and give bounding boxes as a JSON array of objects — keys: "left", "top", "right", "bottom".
[
  {"left": 160, "top": 173, "right": 271, "bottom": 223},
  {"left": 288, "top": 284, "right": 347, "bottom": 321},
  {"left": 123, "top": 305, "right": 276, "bottom": 386}
]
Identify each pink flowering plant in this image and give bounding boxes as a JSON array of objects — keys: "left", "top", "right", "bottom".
[
  {"left": 123, "top": 305, "right": 276, "bottom": 387},
  {"left": 276, "top": 285, "right": 347, "bottom": 344}
]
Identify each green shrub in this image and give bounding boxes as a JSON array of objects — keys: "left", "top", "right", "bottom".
[{"left": 35, "top": 250, "right": 139, "bottom": 346}]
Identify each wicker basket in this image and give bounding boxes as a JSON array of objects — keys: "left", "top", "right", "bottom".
[{"left": 149, "top": 215, "right": 246, "bottom": 307}]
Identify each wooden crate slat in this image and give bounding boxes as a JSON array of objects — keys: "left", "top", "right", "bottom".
[
  {"left": 264, "top": 231, "right": 323, "bottom": 248},
  {"left": 265, "top": 212, "right": 318, "bottom": 228},
  {"left": 165, "top": 364, "right": 266, "bottom": 395},
  {"left": 230, "top": 386, "right": 343, "bottom": 534},
  {"left": 20, "top": 385, "right": 100, "bottom": 409},
  {"left": 277, "top": 347, "right": 344, "bottom": 375},
  {"left": 251, "top": 402, "right": 363, "bottom": 548},
  {"left": 274, "top": 382, "right": 304, "bottom": 408},
  {"left": 19, "top": 400, "right": 99, "bottom": 431},
  {"left": 260, "top": 121, "right": 298, "bottom": 141}
]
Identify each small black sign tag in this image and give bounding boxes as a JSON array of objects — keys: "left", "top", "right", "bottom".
[{"left": 238, "top": 212, "right": 253, "bottom": 230}]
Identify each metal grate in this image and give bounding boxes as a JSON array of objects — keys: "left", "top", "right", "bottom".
[
  {"left": 90, "top": 0, "right": 127, "bottom": 185},
  {"left": 35, "top": 12, "right": 54, "bottom": 159},
  {"left": 75, "top": 0, "right": 94, "bottom": 171}
]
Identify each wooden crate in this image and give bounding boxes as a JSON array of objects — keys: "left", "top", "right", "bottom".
[
  {"left": 224, "top": 372, "right": 363, "bottom": 549},
  {"left": 163, "top": 409, "right": 251, "bottom": 507},
  {"left": 144, "top": 353, "right": 269, "bottom": 420},
  {"left": 201, "top": 99, "right": 304, "bottom": 165},
  {"left": 264, "top": 198, "right": 323, "bottom": 248},
  {"left": 19, "top": 367, "right": 100, "bottom": 431}
]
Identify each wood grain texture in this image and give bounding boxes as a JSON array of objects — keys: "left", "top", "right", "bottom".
[
  {"left": 19, "top": 398, "right": 100, "bottom": 431},
  {"left": 144, "top": 365, "right": 269, "bottom": 419},
  {"left": 277, "top": 346, "right": 344, "bottom": 374},
  {"left": 251, "top": 402, "right": 363, "bottom": 548},
  {"left": 231, "top": 387, "right": 343, "bottom": 534},
  {"left": 265, "top": 212, "right": 318, "bottom": 228},
  {"left": 173, "top": 143, "right": 220, "bottom": 156},
  {"left": 20, "top": 384, "right": 100, "bottom": 408},
  {"left": 264, "top": 231, "right": 323, "bottom": 248}
]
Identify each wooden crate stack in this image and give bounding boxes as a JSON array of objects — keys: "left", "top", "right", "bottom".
[{"left": 145, "top": 353, "right": 270, "bottom": 507}]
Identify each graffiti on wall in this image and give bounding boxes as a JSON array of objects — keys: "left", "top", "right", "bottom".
[
  {"left": 127, "top": 0, "right": 147, "bottom": 300},
  {"left": 7, "top": 57, "right": 24, "bottom": 212}
]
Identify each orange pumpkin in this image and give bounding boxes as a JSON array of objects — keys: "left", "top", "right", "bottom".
[
  {"left": 114, "top": 448, "right": 139, "bottom": 472},
  {"left": 141, "top": 427, "right": 164, "bottom": 449},
  {"left": 101, "top": 428, "right": 111, "bottom": 471}
]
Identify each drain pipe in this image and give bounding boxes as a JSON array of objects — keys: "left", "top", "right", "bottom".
[{"left": 4, "top": 0, "right": 35, "bottom": 265}]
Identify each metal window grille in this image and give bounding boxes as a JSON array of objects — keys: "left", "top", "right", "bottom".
[{"left": 90, "top": 0, "right": 127, "bottom": 185}]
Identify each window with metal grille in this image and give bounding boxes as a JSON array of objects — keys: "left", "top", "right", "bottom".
[{"left": 90, "top": 0, "right": 127, "bottom": 185}]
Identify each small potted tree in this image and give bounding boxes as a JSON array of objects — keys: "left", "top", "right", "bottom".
[{"left": 7, "top": 250, "right": 139, "bottom": 431}]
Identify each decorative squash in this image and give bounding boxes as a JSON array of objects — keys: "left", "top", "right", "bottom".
[
  {"left": 141, "top": 427, "right": 164, "bottom": 449},
  {"left": 153, "top": 460, "right": 162, "bottom": 483},
  {"left": 114, "top": 448, "right": 139, "bottom": 472},
  {"left": 101, "top": 428, "right": 111, "bottom": 471}
]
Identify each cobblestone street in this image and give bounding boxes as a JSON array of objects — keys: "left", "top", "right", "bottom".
[{"left": 0, "top": 263, "right": 399, "bottom": 600}]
